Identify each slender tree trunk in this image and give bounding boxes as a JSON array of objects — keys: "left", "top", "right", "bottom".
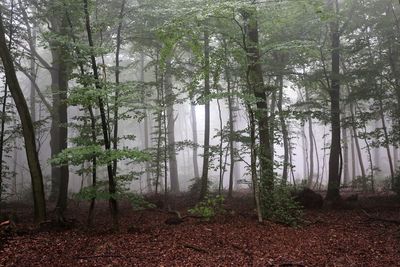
[
  {"left": 87, "top": 107, "right": 97, "bottom": 227},
  {"left": 248, "top": 106, "right": 262, "bottom": 222},
  {"left": 305, "top": 88, "right": 314, "bottom": 188},
  {"left": 112, "top": 0, "right": 126, "bottom": 177},
  {"left": 302, "top": 123, "right": 309, "bottom": 181},
  {"left": 190, "top": 103, "right": 199, "bottom": 179},
  {"left": 350, "top": 127, "right": 356, "bottom": 180},
  {"left": 350, "top": 103, "right": 366, "bottom": 181},
  {"left": 378, "top": 99, "right": 395, "bottom": 182},
  {"left": 164, "top": 61, "right": 179, "bottom": 194},
  {"left": 154, "top": 54, "right": 163, "bottom": 194},
  {"left": 29, "top": 23, "right": 37, "bottom": 122},
  {"left": 199, "top": 29, "right": 210, "bottom": 201},
  {"left": 326, "top": 0, "right": 341, "bottom": 201},
  {"left": 277, "top": 75, "right": 289, "bottom": 184},
  {"left": 269, "top": 89, "right": 276, "bottom": 163},
  {"left": 141, "top": 53, "right": 152, "bottom": 193},
  {"left": 217, "top": 97, "right": 224, "bottom": 194},
  {"left": 83, "top": 0, "right": 118, "bottom": 229},
  {"left": 0, "top": 10, "right": 46, "bottom": 222},
  {"left": 342, "top": 125, "right": 350, "bottom": 186},
  {"left": 225, "top": 43, "right": 236, "bottom": 197}
]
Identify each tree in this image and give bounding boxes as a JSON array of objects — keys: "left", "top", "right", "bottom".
[
  {"left": 0, "top": 6, "right": 46, "bottom": 222},
  {"left": 326, "top": 0, "right": 341, "bottom": 202}
]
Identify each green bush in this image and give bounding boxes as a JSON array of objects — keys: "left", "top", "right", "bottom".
[
  {"left": 262, "top": 184, "right": 303, "bottom": 226},
  {"left": 188, "top": 195, "right": 224, "bottom": 220}
]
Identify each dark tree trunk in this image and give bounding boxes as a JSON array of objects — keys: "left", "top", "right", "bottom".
[
  {"left": 47, "top": 13, "right": 70, "bottom": 222},
  {"left": 83, "top": 0, "right": 118, "bottom": 229},
  {"left": 224, "top": 39, "right": 236, "bottom": 197},
  {"left": 112, "top": 0, "right": 126, "bottom": 177},
  {"left": 0, "top": 10, "right": 46, "bottom": 222},
  {"left": 326, "top": 0, "right": 341, "bottom": 201},
  {"left": 244, "top": 9, "right": 274, "bottom": 199},
  {"left": 199, "top": 29, "right": 210, "bottom": 201}
]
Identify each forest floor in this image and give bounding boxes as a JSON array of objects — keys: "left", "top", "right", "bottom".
[{"left": 0, "top": 192, "right": 400, "bottom": 267}]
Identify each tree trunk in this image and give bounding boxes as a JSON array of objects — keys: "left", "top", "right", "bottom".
[
  {"left": 48, "top": 14, "right": 70, "bottom": 222},
  {"left": 190, "top": 103, "right": 200, "bottom": 179},
  {"left": 140, "top": 53, "right": 152, "bottom": 193},
  {"left": 0, "top": 10, "right": 46, "bottom": 222},
  {"left": 305, "top": 87, "right": 314, "bottom": 188},
  {"left": 342, "top": 125, "right": 350, "bottom": 186},
  {"left": 248, "top": 106, "right": 262, "bottom": 222},
  {"left": 199, "top": 29, "right": 210, "bottom": 201},
  {"left": 224, "top": 40, "right": 236, "bottom": 197},
  {"left": 326, "top": 0, "right": 341, "bottom": 201},
  {"left": 83, "top": 0, "right": 118, "bottom": 229},
  {"left": 164, "top": 61, "right": 179, "bottom": 194},
  {"left": 112, "top": 0, "right": 126, "bottom": 177},
  {"left": 244, "top": 9, "right": 274, "bottom": 200},
  {"left": 277, "top": 75, "right": 289, "bottom": 184},
  {"left": 350, "top": 126, "right": 356, "bottom": 180},
  {"left": 378, "top": 99, "right": 395, "bottom": 182}
]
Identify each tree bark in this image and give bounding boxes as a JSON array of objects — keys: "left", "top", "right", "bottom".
[
  {"left": 112, "top": 0, "right": 126, "bottom": 177},
  {"left": 244, "top": 9, "right": 274, "bottom": 199},
  {"left": 83, "top": 0, "right": 118, "bottom": 229},
  {"left": 164, "top": 60, "right": 179, "bottom": 194},
  {"left": 326, "top": 0, "right": 341, "bottom": 201},
  {"left": 0, "top": 8, "right": 46, "bottom": 222},
  {"left": 305, "top": 87, "right": 314, "bottom": 188},
  {"left": 277, "top": 75, "right": 289, "bottom": 184},
  {"left": 199, "top": 29, "right": 210, "bottom": 201},
  {"left": 342, "top": 125, "right": 350, "bottom": 186}
]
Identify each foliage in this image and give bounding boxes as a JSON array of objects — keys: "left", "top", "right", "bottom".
[
  {"left": 188, "top": 177, "right": 213, "bottom": 196},
  {"left": 188, "top": 195, "right": 225, "bottom": 220},
  {"left": 75, "top": 183, "right": 154, "bottom": 210},
  {"left": 262, "top": 183, "right": 303, "bottom": 226}
]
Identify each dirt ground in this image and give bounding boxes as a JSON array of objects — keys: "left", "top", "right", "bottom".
[{"left": 0, "top": 193, "right": 399, "bottom": 267}]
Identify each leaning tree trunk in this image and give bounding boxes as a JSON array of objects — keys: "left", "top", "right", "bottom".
[
  {"left": 326, "top": 0, "right": 341, "bottom": 201},
  {"left": 277, "top": 75, "right": 289, "bottom": 184},
  {"left": 0, "top": 9, "right": 46, "bottom": 223}
]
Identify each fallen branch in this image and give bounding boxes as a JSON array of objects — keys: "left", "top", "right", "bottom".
[
  {"left": 0, "top": 221, "right": 10, "bottom": 227},
  {"left": 75, "top": 254, "right": 133, "bottom": 259},
  {"left": 183, "top": 243, "right": 209, "bottom": 254},
  {"left": 361, "top": 209, "right": 400, "bottom": 225}
]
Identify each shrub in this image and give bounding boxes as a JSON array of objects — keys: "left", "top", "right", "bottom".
[
  {"left": 188, "top": 195, "right": 224, "bottom": 220},
  {"left": 262, "top": 184, "right": 303, "bottom": 226}
]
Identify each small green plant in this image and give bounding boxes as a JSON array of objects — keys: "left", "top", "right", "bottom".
[
  {"left": 262, "top": 184, "right": 303, "bottom": 226},
  {"left": 188, "top": 195, "right": 225, "bottom": 220}
]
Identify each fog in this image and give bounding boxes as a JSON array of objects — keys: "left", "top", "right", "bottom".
[{"left": 0, "top": 0, "right": 399, "bottom": 205}]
